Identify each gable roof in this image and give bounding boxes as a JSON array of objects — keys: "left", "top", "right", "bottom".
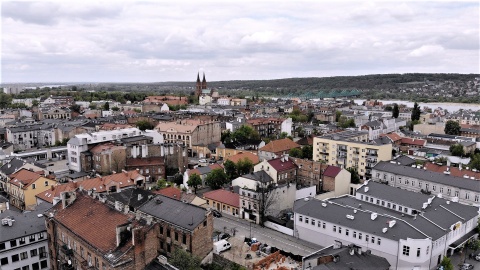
[
  {"left": 78, "top": 170, "right": 144, "bottom": 192},
  {"left": 154, "top": 186, "right": 181, "bottom": 200},
  {"left": 259, "top": 138, "right": 300, "bottom": 153},
  {"left": 323, "top": 166, "right": 342, "bottom": 178},
  {"left": 8, "top": 168, "right": 44, "bottom": 188},
  {"left": 35, "top": 182, "right": 78, "bottom": 203},
  {"left": 203, "top": 189, "right": 239, "bottom": 208},
  {"left": 400, "top": 137, "right": 426, "bottom": 146},
  {"left": 106, "top": 188, "right": 154, "bottom": 209},
  {"left": 49, "top": 192, "right": 131, "bottom": 253},
  {"left": 225, "top": 152, "right": 259, "bottom": 165},
  {"left": 189, "top": 163, "right": 223, "bottom": 176},
  {"left": 383, "top": 132, "right": 402, "bottom": 142},
  {"left": 267, "top": 157, "right": 298, "bottom": 172},
  {"left": 138, "top": 195, "right": 208, "bottom": 231},
  {"left": 0, "top": 158, "right": 26, "bottom": 175}
]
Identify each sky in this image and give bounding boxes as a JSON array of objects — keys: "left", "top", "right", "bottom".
[{"left": 1, "top": 0, "right": 479, "bottom": 83}]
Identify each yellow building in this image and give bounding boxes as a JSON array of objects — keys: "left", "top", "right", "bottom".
[
  {"left": 203, "top": 189, "right": 240, "bottom": 217},
  {"left": 313, "top": 130, "right": 392, "bottom": 180},
  {"left": 7, "top": 168, "right": 57, "bottom": 210}
]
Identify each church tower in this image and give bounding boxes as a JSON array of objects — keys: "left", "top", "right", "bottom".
[
  {"left": 195, "top": 72, "right": 202, "bottom": 97},
  {"left": 201, "top": 72, "right": 207, "bottom": 89}
]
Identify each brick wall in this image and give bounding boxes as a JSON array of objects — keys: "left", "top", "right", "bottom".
[{"left": 191, "top": 212, "right": 214, "bottom": 258}]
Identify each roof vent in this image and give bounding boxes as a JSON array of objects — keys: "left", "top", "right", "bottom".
[
  {"left": 1, "top": 217, "right": 15, "bottom": 226},
  {"left": 382, "top": 227, "right": 388, "bottom": 233},
  {"left": 364, "top": 187, "right": 369, "bottom": 193},
  {"left": 346, "top": 214, "right": 355, "bottom": 220},
  {"left": 388, "top": 220, "right": 396, "bottom": 228},
  {"left": 446, "top": 200, "right": 450, "bottom": 204},
  {"left": 321, "top": 203, "right": 327, "bottom": 207},
  {"left": 422, "top": 202, "right": 428, "bottom": 209},
  {"left": 155, "top": 198, "right": 163, "bottom": 204},
  {"left": 437, "top": 193, "right": 443, "bottom": 198},
  {"left": 370, "top": 213, "right": 377, "bottom": 220}
]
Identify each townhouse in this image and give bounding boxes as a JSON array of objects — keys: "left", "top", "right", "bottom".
[
  {"left": 6, "top": 123, "right": 57, "bottom": 151},
  {"left": 258, "top": 138, "right": 301, "bottom": 161},
  {"left": 155, "top": 119, "right": 221, "bottom": 150},
  {"left": 6, "top": 168, "right": 56, "bottom": 210},
  {"left": 203, "top": 189, "right": 240, "bottom": 217}
]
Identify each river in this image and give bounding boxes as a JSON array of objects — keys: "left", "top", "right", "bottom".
[{"left": 354, "top": 99, "right": 480, "bottom": 113}]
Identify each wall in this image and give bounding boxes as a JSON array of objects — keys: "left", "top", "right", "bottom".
[
  {"left": 295, "top": 186, "right": 317, "bottom": 200},
  {"left": 264, "top": 221, "right": 293, "bottom": 236}
]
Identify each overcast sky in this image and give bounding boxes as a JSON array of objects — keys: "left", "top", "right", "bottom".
[{"left": 1, "top": 1, "right": 479, "bottom": 83}]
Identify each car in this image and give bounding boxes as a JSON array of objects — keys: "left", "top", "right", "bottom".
[
  {"left": 212, "top": 210, "right": 222, "bottom": 218},
  {"left": 198, "top": 159, "right": 207, "bottom": 163},
  {"left": 475, "top": 253, "right": 480, "bottom": 261},
  {"left": 219, "top": 233, "right": 230, "bottom": 240},
  {"left": 460, "top": 263, "right": 474, "bottom": 270}
]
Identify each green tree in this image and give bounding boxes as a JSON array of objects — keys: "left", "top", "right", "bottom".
[
  {"left": 289, "top": 148, "right": 303, "bottom": 158},
  {"left": 173, "top": 173, "right": 183, "bottom": 186},
  {"left": 392, "top": 103, "right": 399, "bottom": 118},
  {"left": 347, "top": 167, "right": 360, "bottom": 184},
  {"left": 301, "top": 145, "right": 313, "bottom": 160},
  {"left": 221, "top": 130, "right": 232, "bottom": 144},
  {"left": 70, "top": 104, "right": 81, "bottom": 113},
  {"left": 439, "top": 256, "right": 454, "bottom": 270},
  {"left": 411, "top": 102, "right": 421, "bottom": 121},
  {"left": 223, "top": 159, "right": 238, "bottom": 180},
  {"left": 335, "top": 111, "right": 342, "bottom": 122},
  {"left": 156, "top": 178, "right": 167, "bottom": 189},
  {"left": 112, "top": 106, "right": 120, "bottom": 111},
  {"left": 89, "top": 103, "right": 97, "bottom": 110},
  {"left": 237, "top": 158, "right": 254, "bottom": 175},
  {"left": 444, "top": 120, "right": 461, "bottom": 135},
  {"left": 187, "top": 173, "right": 202, "bottom": 194},
  {"left": 136, "top": 120, "right": 154, "bottom": 131},
  {"left": 408, "top": 120, "right": 421, "bottom": 131},
  {"left": 232, "top": 125, "right": 260, "bottom": 142},
  {"left": 449, "top": 144, "right": 465, "bottom": 157},
  {"left": 32, "top": 99, "right": 39, "bottom": 107},
  {"left": 169, "top": 248, "right": 202, "bottom": 270},
  {"left": 469, "top": 153, "right": 480, "bottom": 170},
  {"left": 468, "top": 239, "right": 480, "bottom": 252},
  {"left": 103, "top": 101, "right": 110, "bottom": 111},
  {"left": 385, "top": 105, "right": 393, "bottom": 111},
  {"left": 205, "top": 168, "right": 228, "bottom": 190},
  {"left": 279, "top": 132, "right": 289, "bottom": 139}
]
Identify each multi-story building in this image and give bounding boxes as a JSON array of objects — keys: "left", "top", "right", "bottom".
[
  {"left": 246, "top": 118, "right": 284, "bottom": 138},
  {"left": 313, "top": 130, "right": 392, "bottom": 180},
  {"left": 137, "top": 194, "right": 213, "bottom": 259},
  {"left": 45, "top": 191, "right": 158, "bottom": 270},
  {"left": 294, "top": 181, "right": 479, "bottom": 269},
  {"left": 6, "top": 168, "right": 56, "bottom": 210},
  {"left": 67, "top": 128, "right": 157, "bottom": 172},
  {"left": 0, "top": 203, "right": 51, "bottom": 270},
  {"left": 6, "top": 123, "right": 57, "bottom": 151},
  {"left": 155, "top": 119, "right": 221, "bottom": 150},
  {"left": 253, "top": 156, "right": 298, "bottom": 185},
  {"left": 258, "top": 138, "right": 301, "bottom": 161},
  {"left": 371, "top": 161, "right": 480, "bottom": 206},
  {"left": 84, "top": 143, "right": 126, "bottom": 174},
  {"left": 41, "top": 96, "right": 74, "bottom": 106},
  {"left": 203, "top": 189, "right": 240, "bottom": 217}
]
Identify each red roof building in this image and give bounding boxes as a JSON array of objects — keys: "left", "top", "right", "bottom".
[{"left": 203, "top": 189, "right": 240, "bottom": 216}]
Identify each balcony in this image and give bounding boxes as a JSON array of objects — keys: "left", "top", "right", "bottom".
[
  {"left": 62, "top": 244, "right": 74, "bottom": 256},
  {"left": 366, "top": 151, "right": 378, "bottom": 156}
]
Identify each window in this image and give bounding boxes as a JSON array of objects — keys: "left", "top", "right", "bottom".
[
  {"left": 32, "top": 184, "right": 36, "bottom": 189},
  {"left": 417, "top": 248, "right": 421, "bottom": 257},
  {"left": 39, "top": 247, "right": 46, "bottom": 259},
  {"left": 317, "top": 221, "right": 321, "bottom": 227},
  {"left": 203, "top": 221, "right": 207, "bottom": 227},
  {"left": 475, "top": 195, "right": 479, "bottom": 202},
  {"left": 353, "top": 231, "right": 357, "bottom": 238},
  {"left": 19, "top": 237, "right": 26, "bottom": 245},
  {"left": 465, "top": 193, "right": 470, "bottom": 199},
  {"left": 87, "top": 253, "right": 92, "bottom": 266},
  {"left": 387, "top": 203, "right": 391, "bottom": 208},
  {"left": 398, "top": 206, "right": 403, "bottom": 212},
  {"left": 322, "top": 222, "right": 326, "bottom": 229},
  {"left": 1, "top": 257, "right": 8, "bottom": 266},
  {"left": 404, "top": 207, "right": 408, "bottom": 213},
  {"left": 365, "top": 235, "right": 369, "bottom": 242},
  {"left": 32, "top": 263, "right": 39, "bottom": 270},
  {"left": 371, "top": 236, "right": 375, "bottom": 243},
  {"left": 455, "top": 191, "right": 459, "bottom": 197},
  {"left": 44, "top": 181, "right": 48, "bottom": 187},
  {"left": 299, "top": 216, "right": 303, "bottom": 222},
  {"left": 40, "top": 260, "right": 48, "bottom": 269},
  {"left": 31, "top": 249, "right": 38, "bottom": 257},
  {"left": 333, "top": 226, "right": 336, "bottom": 232},
  {"left": 358, "top": 233, "right": 362, "bottom": 240},
  {"left": 20, "top": 251, "right": 28, "bottom": 260},
  {"left": 167, "top": 230, "right": 171, "bottom": 238},
  {"left": 377, "top": 238, "right": 381, "bottom": 245},
  {"left": 95, "top": 257, "right": 99, "bottom": 268},
  {"left": 338, "top": 227, "right": 342, "bottom": 234},
  {"left": 311, "top": 219, "right": 315, "bottom": 225},
  {"left": 160, "top": 226, "right": 164, "bottom": 234},
  {"left": 426, "top": 246, "right": 429, "bottom": 255},
  {"left": 167, "top": 244, "right": 171, "bottom": 252},
  {"left": 403, "top": 245, "right": 410, "bottom": 256},
  {"left": 183, "top": 234, "right": 187, "bottom": 245},
  {"left": 22, "top": 266, "right": 30, "bottom": 270},
  {"left": 29, "top": 235, "right": 35, "bottom": 242},
  {"left": 305, "top": 217, "right": 309, "bottom": 224},
  {"left": 346, "top": 229, "right": 349, "bottom": 236},
  {"left": 10, "top": 240, "right": 17, "bottom": 247},
  {"left": 80, "top": 246, "right": 84, "bottom": 258},
  {"left": 38, "top": 233, "right": 44, "bottom": 240},
  {"left": 0, "top": 242, "right": 5, "bottom": 250},
  {"left": 433, "top": 185, "right": 436, "bottom": 191},
  {"left": 392, "top": 204, "right": 396, "bottom": 210},
  {"left": 175, "top": 232, "right": 178, "bottom": 241},
  {"left": 12, "top": 254, "right": 19, "bottom": 262},
  {"left": 440, "top": 187, "right": 444, "bottom": 193}
]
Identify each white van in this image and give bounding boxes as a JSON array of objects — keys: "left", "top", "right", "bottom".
[{"left": 213, "top": 239, "right": 231, "bottom": 254}]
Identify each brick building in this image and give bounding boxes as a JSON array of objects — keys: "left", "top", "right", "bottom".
[{"left": 45, "top": 191, "right": 158, "bottom": 270}]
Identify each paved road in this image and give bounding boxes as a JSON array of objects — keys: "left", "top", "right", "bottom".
[
  {"left": 449, "top": 250, "right": 480, "bottom": 269},
  {"left": 213, "top": 214, "right": 323, "bottom": 257}
]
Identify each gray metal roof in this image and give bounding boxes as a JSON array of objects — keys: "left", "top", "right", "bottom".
[
  {"left": 0, "top": 203, "right": 51, "bottom": 242},
  {"left": 294, "top": 198, "right": 427, "bottom": 242},
  {"left": 372, "top": 161, "right": 480, "bottom": 192},
  {"left": 312, "top": 245, "right": 391, "bottom": 270},
  {"left": 242, "top": 171, "right": 273, "bottom": 183},
  {"left": 138, "top": 195, "right": 208, "bottom": 231},
  {"left": 393, "top": 155, "right": 416, "bottom": 166},
  {"left": 0, "top": 158, "right": 26, "bottom": 175},
  {"left": 357, "top": 181, "right": 435, "bottom": 211}
]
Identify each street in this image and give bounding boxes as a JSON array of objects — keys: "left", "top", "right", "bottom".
[
  {"left": 213, "top": 214, "right": 323, "bottom": 257},
  {"left": 449, "top": 250, "right": 480, "bottom": 269}
]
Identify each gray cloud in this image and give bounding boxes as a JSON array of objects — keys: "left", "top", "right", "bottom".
[{"left": 1, "top": 1, "right": 478, "bottom": 83}]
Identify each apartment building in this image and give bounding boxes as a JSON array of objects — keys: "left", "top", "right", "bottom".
[
  {"left": 6, "top": 123, "right": 56, "bottom": 151},
  {"left": 313, "top": 130, "right": 392, "bottom": 180},
  {"left": 203, "top": 189, "right": 240, "bottom": 217},
  {"left": 37, "top": 107, "right": 71, "bottom": 120},
  {"left": 0, "top": 204, "right": 51, "bottom": 270},
  {"left": 155, "top": 119, "right": 221, "bottom": 150},
  {"left": 253, "top": 156, "right": 298, "bottom": 185},
  {"left": 294, "top": 181, "right": 479, "bottom": 269},
  {"left": 45, "top": 191, "right": 158, "bottom": 270},
  {"left": 258, "top": 138, "right": 301, "bottom": 161},
  {"left": 42, "top": 96, "right": 74, "bottom": 106},
  {"left": 371, "top": 161, "right": 480, "bottom": 206},
  {"left": 6, "top": 168, "right": 56, "bottom": 210},
  {"left": 137, "top": 195, "right": 214, "bottom": 259}
]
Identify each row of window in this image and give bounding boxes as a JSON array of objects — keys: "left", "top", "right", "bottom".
[
  {"left": 360, "top": 195, "right": 409, "bottom": 214},
  {"left": 159, "top": 226, "right": 188, "bottom": 245},
  {"left": 402, "top": 245, "right": 429, "bottom": 257},
  {"left": 0, "top": 247, "right": 47, "bottom": 266},
  {"left": 0, "top": 233, "right": 45, "bottom": 250},
  {"left": 298, "top": 215, "right": 381, "bottom": 245},
  {"left": 0, "top": 260, "right": 48, "bottom": 270}
]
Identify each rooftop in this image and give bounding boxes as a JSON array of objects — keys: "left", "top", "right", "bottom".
[
  {"left": 259, "top": 138, "right": 300, "bottom": 153},
  {"left": 267, "top": 156, "right": 298, "bottom": 172},
  {"left": 203, "top": 189, "right": 240, "bottom": 208},
  {"left": 0, "top": 203, "right": 51, "bottom": 242}
]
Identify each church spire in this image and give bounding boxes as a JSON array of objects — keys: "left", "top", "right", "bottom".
[
  {"left": 201, "top": 72, "right": 207, "bottom": 89},
  {"left": 196, "top": 72, "right": 200, "bottom": 83}
]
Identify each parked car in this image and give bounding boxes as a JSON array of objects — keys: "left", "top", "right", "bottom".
[
  {"left": 212, "top": 210, "right": 222, "bottom": 218},
  {"left": 475, "top": 253, "right": 480, "bottom": 261},
  {"left": 219, "top": 233, "right": 230, "bottom": 240},
  {"left": 198, "top": 159, "right": 207, "bottom": 163},
  {"left": 213, "top": 239, "right": 231, "bottom": 254},
  {"left": 460, "top": 263, "right": 474, "bottom": 270}
]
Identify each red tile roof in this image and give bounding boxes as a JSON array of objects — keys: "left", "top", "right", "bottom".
[
  {"left": 35, "top": 182, "right": 77, "bottom": 203},
  {"left": 267, "top": 157, "right": 298, "bottom": 172},
  {"left": 382, "top": 132, "right": 402, "bottom": 142},
  {"left": 323, "top": 166, "right": 342, "bottom": 178},
  {"left": 8, "top": 169, "right": 43, "bottom": 188},
  {"left": 400, "top": 138, "right": 426, "bottom": 146},
  {"left": 225, "top": 152, "right": 259, "bottom": 165},
  {"left": 259, "top": 138, "right": 300, "bottom": 153},
  {"left": 51, "top": 193, "right": 131, "bottom": 253},
  {"left": 424, "top": 163, "right": 480, "bottom": 180},
  {"left": 78, "top": 170, "right": 145, "bottom": 192},
  {"left": 154, "top": 186, "right": 181, "bottom": 200},
  {"left": 203, "top": 189, "right": 239, "bottom": 208}
]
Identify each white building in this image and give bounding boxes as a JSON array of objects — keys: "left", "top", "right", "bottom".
[
  {"left": 217, "top": 97, "right": 231, "bottom": 106},
  {"left": 280, "top": 118, "right": 293, "bottom": 136},
  {"left": 0, "top": 203, "right": 51, "bottom": 270},
  {"left": 12, "top": 98, "right": 41, "bottom": 107},
  {"left": 6, "top": 123, "right": 56, "bottom": 151},
  {"left": 67, "top": 128, "right": 162, "bottom": 172},
  {"left": 372, "top": 161, "right": 480, "bottom": 206},
  {"left": 294, "top": 181, "right": 479, "bottom": 269}
]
